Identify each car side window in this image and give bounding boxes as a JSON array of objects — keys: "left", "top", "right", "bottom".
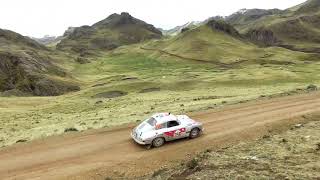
[
  {"left": 167, "top": 121, "right": 179, "bottom": 128},
  {"left": 156, "top": 123, "right": 166, "bottom": 130}
]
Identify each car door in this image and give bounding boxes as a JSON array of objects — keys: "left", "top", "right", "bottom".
[{"left": 164, "top": 120, "right": 186, "bottom": 141}]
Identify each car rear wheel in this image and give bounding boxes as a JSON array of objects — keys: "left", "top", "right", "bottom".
[
  {"left": 152, "top": 137, "right": 165, "bottom": 148},
  {"left": 189, "top": 128, "right": 200, "bottom": 139}
]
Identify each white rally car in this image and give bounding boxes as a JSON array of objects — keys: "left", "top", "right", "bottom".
[{"left": 131, "top": 113, "right": 203, "bottom": 148}]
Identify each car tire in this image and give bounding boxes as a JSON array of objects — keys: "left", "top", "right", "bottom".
[
  {"left": 152, "top": 137, "right": 165, "bottom": 148},
  {"left": 189, "top": 128, "right": 200, "bottom": 139}
]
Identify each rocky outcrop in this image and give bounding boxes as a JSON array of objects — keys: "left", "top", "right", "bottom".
[
  {"left": 0, "top": 51, "right": 79, "bottom": 96},
  {"left": 63, "top": 27, "right": 76, "bottom": 37},
  {"left": 181, "top": 27, "right": 190, "bottom": 33},
  {"left": 246, "top": 28, "right": 279, "bottom": 46},
  {"left": 206, "top": 20, "right": 240, "bottom": 37}
]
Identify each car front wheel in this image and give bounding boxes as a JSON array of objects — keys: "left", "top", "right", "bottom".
[
  {"left": 152, "top": 137, "right": 165, "bottom": 148},
  {"left": 189, "top": 128, "right": 200, "bottom": 139}
]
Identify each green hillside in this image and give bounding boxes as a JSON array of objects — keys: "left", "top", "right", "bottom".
[{"left": 144, "top": 20, "right": 315, "bottom": 66}]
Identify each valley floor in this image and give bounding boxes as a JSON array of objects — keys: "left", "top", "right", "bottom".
[
  {"left": 1, "top": 45, "right": 320, "bottom": 148},
  {"left": 0, "top": 92, "right": 319, "bottom": 179}
]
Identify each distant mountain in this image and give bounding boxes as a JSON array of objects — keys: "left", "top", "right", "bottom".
[
  {"left": 225, "top": 8, "right": 282, "bottom": 31},
  {"left": 231, "top": 0, "right": 320, "bottom": 52},
  {"left": 162, "top": 8, "right": 281, "bottom": 37},
  {"left": 57, "top": 12, "right": 162, "bottom": 53},
  {"left": 0, "top": 28, "right": 79, "bottom": 96},
  {"left": 31, "top": 35, "right": 63, "bottom": 46},
  {"left": 161, "top": 21, "right": 202, "bottom": 36}
]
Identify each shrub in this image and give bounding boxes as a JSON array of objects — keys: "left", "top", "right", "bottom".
[
  {"left": 307, "top": 84, "right": 317, "bottom": 91},
  {"left": 186, "top": 158, "right": 199, "bottom": 169},
  {"left": 16, "top": 139, "right": 27, "bottom": 143},
  {"left": 64, "top": 127, "right": 79, "bottom": 132}
]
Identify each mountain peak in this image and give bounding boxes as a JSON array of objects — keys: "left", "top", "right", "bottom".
[
  {"left": 93, "top": 12, "right": 137, "bottom": 28},
  {"left": 237, "top": 8, "right": 248, "bottom": 14},
  {"left": 120, "top": 12, "right": 131, "bottom": 17},
  {"left": 58, "top": 12, "right": 162, "bottom": 52}
]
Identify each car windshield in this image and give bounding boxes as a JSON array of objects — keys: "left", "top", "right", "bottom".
[{"left": 146, "top": 117, "right": 157, "bottom": 126}]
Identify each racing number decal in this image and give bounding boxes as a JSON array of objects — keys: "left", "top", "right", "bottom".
[{"left": 164, "top": 128, "right": 186, "bottom": 137}]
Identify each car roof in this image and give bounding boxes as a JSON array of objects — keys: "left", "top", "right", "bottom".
[{"left": 152, "top": 113, "right": 177, "bottom": 124}]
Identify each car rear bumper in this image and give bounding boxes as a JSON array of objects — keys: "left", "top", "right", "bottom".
[{"left": 131, "top": 132, "right": 148, "bottom": 145}]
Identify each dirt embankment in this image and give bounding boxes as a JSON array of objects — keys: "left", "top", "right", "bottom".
[{"left": 0, "top": 92, "right": 320, "bottom": 180}]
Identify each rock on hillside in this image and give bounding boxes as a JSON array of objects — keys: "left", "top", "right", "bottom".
[
  {"left": 246, "top": 28, "right": 279, "bottom": 46},
  {"left": 57, "top": 12, "right": 162, "bottom": 53}
]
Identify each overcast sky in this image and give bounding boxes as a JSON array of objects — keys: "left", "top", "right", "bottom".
[{"left": 0, "top": 0, "right": 306, "bottom": 38}]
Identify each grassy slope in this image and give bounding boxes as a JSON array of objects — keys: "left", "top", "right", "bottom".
[{"left": 146, "top": 25, "right": 317, "bottom": 65}]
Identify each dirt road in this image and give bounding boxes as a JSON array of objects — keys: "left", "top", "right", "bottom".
[{"left": 1, "top": 92, "right": 320, "bottom": 180}]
